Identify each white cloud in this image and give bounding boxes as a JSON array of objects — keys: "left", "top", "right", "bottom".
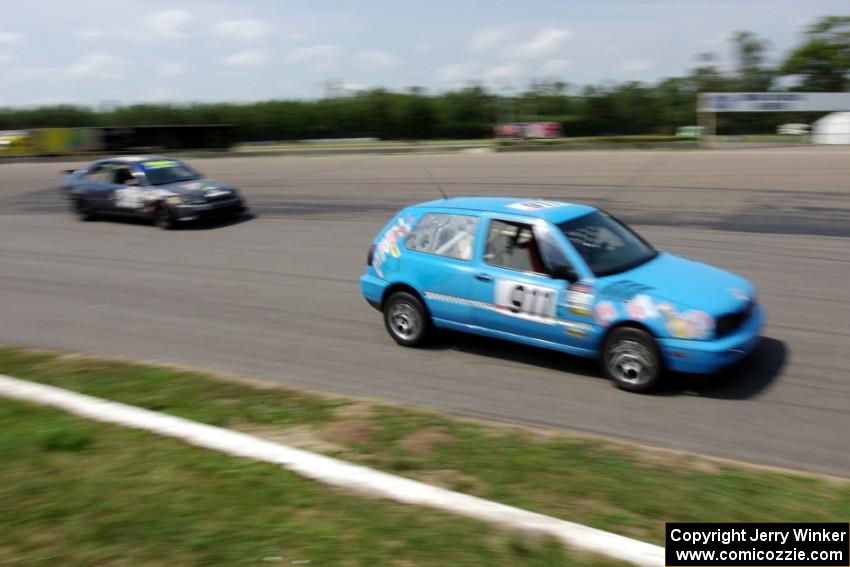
[
  {"left": 73, "top": 29, "right": 104, "bottom": 42},
  {"left": 436, "top": 63, "right": 476, "bottom": 84},
  {"left": 212, "top": 19, "right": 269, "bottom": 42},
  {"left": 284, "top": 31, "right": 309, "bottom": 42},
  {"left": 6, "top": 65, "right": 55, "bottom": 82},
  {"left": 540, "top": 58, "right": 570, "bottom": 75},
  {"left": 0, "top": 53, "right": 13, "bottom": 64},
  {"left": 285, "top": 44, "right": 338, "bottom": 62},
  {"left": 28, "top": 94, "right": 85, "bottom": 105},
  {"left": 67, "top": 53, "right": 126, "bottom": 79},
  {"left": 469, "top": 28, "right": 506, "bottom": 53},
  {"left": 223, "top": 48, "right": 269, "bottom": 66},
  {"left": 619, "top": 58, "right": 653, "bottom": 73},
  {"left": 142, "top": 10, "right": 192, "bottom": 40},
  {"left": 140, "top": 87, "right": 177, "bottom": 101},
  {"left": 485, "top": 64, "right": 519, "bottom": 84},
  {"left": 159, "top": 62, "right": 185, "bottom": 77},
  {"left": 354, "top": 50, "right": 401, "bottom": 69},
  {"left": 511, "top": 27, "right": 572, "bottom": 59},
  {"left": 0, "top": 32, "right": 24, "bottom": 46},
  {"left": 694, "top": 32, "right": 726, "bottom": 50}
]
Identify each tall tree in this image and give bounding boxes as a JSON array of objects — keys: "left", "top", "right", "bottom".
[
  {"left": 781, "top": 16, "right": 850, "bottom": 91},
  {"left": 689, "top": 52, "right": 728, "bottom": 92},
  {"left": 732, "top": 31, "right": 774, "bottom": 90}
]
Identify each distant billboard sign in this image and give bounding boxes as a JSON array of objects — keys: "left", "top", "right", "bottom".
[
  {"left": 699, "top": 92, "right": 850, "bottom": 113},
  {"left": 494, "top": 122, "right": 561, "bottom": 139}
]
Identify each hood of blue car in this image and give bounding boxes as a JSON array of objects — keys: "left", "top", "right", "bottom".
[
  {"left": 157, "top": 178, "right": 235, "bottom": 198},
  {"left": 598, "top": 252, "right": 754, "bottom": 316}
]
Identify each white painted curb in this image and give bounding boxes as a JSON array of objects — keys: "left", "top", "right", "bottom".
[{"left": 0, "top": 374, "right": 664, "bottom": 566}]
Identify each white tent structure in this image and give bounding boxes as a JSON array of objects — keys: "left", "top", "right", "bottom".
[{"left": 812, "top": 112, "right": 850, "bottom": 145}]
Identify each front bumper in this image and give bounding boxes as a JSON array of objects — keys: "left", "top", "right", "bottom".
[
  {"left": 658, "top": 303, "right": 765, "bottom": 374},
  {"left": 173, "top": 198, "right": 246, "bottom": 221}
]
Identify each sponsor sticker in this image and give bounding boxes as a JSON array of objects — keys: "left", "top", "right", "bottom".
[
  {"left": 142, "top": 160, "right": 179, "bottom": 169},
  {"left": 657, "top": 303, "right": 715, "bottom": 339},
  {"left": 566, "top": 282, "right": 594, "bottom": 316},
  {"left": 506, "top": 200, "right": 570, "bottom": 212},
  {"left": 562, "top": 320, "right": 593, "bottom": 338},
  {"left": 593, "top": 300, "right": 618, "bottom": 326},
  {"left": 624, "top": 294, "right": 659, "bottom": 321},
  {"left": 683, "top": 310, "right": 714, "bottom": 339},
  {"left": 373, "top": 216, "right": 413, "bottom": 278},
  {"left": 729, "top": 288, "right": 749, "bottom": 301}
]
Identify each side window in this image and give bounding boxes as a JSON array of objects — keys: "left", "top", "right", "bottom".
[
  {"left": 405, "top": 213, "right": 478, "bottom": 261},
  {"left": 110, "top": 166, "right": 135, "bottom": 185},
  {"left": 485, "top": 219, "right": 547, "bottom": 274},
  {"left": 85, "top": 164, "right": 111, "bottom": 183}
]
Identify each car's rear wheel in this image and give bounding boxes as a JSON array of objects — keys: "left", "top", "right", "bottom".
[
  {"left": 383, "top": 291, "right": 430, "bottom": 347},
  {"left": 602, "top": 326, "right": 662, "bottom": 392},
  {"left": 73, "top": 198, "right": 97, "bottom": 221},
  {"left": 153, "top": 204, "right": 177, "bottom": 230}
]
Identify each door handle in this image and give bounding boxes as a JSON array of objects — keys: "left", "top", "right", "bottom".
[{"left": 475, "top": 273, "right": 493, "bottom": 282}]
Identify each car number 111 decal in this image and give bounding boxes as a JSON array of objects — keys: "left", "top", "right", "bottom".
[{"left": 494, "top": 279, "right": 558, "bottom": 325}]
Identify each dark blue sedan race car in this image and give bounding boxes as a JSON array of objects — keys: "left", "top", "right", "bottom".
[
  {"left": 62, "top": 156, "right": 248, "bottom": 229},
  {"left": 361, "top": 197, "right": 764, "bottom": 392}
]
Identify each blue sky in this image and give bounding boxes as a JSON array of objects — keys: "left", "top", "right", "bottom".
[{"left": 0, "top": 0, "right": 846, "bottom": 106}]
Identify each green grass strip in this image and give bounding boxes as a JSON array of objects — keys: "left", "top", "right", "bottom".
[{"left": 1, "top": 346, "right": 847, "bottom": 548}]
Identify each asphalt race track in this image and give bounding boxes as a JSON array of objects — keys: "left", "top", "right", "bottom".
[{"left": 2, "top": 148, "right": 849, "bottom": 476}]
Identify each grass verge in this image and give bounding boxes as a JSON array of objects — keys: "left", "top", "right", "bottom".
[
  {"left": 1, "top": 398, "right": 624, "bottom": 566},
  {"left": 1, "top": 346, "right": 848, "bottom": 550}
]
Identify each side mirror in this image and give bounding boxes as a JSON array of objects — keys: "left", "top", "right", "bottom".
[
  {"left": 124, "top": 178, "right": 139, "bottom": 187},
  {"left": 550, "top": 264, "right": 576, "bottom": 281}
]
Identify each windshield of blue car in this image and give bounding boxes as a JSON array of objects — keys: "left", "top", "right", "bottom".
[
  {"left": 557, "top": 211, "right": 657, "bottom": 277},
  {"left": 141, "top": 161, "right": 202, "bottom": 186}
]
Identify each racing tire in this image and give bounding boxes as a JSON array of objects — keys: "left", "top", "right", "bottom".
[
  {"left": 602, "top": 326, "right": 663, "bottom": 393},
  {"left": 153, "top": 204, "right": 178, "bottom": 230},
  {"left": 383, "top": 291, "right": 431, "bottom": 347},
  {"left": 73, "top": 198, "right": 97, "bottom": 222}
]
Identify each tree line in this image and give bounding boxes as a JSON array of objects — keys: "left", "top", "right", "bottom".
[{"left": 0, "top": 16, "right": 847, "bottom": 141}]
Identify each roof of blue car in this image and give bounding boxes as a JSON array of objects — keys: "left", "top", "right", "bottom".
[
  {"left": 94, "top": 155, "right": 181, "bottom": 164},
  {"left": 412, "top": 196, "right": 597, "bottom": 223}
]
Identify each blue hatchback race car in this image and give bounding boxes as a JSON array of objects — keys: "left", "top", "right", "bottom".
[{"left": 361, "top": 197, "right": 764, "bottom": 392}]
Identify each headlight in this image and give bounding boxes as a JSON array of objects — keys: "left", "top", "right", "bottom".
[{"left": 166, "top": 195, "right": 205, "bottom": 205}]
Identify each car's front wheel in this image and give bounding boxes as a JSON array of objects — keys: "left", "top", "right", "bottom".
[
  {"left": 72, "top": 198, "right": 97, "bottom": 221},
  {"left": 383, "top": 291, "right": 430, "bottom": 347},
  {"left": 153, "top": 204, "right": 177, "bottom": 230},
  {"left": 602, "top": 326, "right": 662, "bottom": 392}
]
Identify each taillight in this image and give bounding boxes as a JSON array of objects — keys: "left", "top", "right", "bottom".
[{"left": 367, "top": 244, "right": 375, "bottom": 266}]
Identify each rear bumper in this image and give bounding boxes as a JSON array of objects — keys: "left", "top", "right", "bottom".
[
  {"left": 360, "top": 274, "right": 387, "bottom": 310},
  {"left": 658, "top": 303, "right": 765, "bottom": 374}
]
